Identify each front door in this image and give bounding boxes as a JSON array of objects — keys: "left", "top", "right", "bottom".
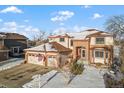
[
  {"left": 81, "top": 49, "right": 86, "bottom": 60},
  {"left": 11, "top": 47, "right": 20, "bottom": 55},
  {"left": 76, "top": 47, "right": 81, "bottom": 58}
]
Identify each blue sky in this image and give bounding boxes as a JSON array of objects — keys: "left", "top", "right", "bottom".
[{"left": 0, "top": 5, "right": 124, "bottom": 39}]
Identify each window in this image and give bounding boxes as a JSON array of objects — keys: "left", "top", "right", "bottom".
[
  {"left": 0, "top": 39, "right": 4, "bottom": 45},
  {"left": 95, "top": 50, "right": 104, "bottom": 58},
  {"left": 96, "top": 38, "right": 104, "bottom": 44},
  {"left": 0, "top": 39, "right": 2, "bottom": 45},
  {"left": 82, "top": 50, "right": 85, "bottom": 57},
  {"left": 70, "top": 40, "right": 73, "bottom": 46},
  {"left": 59, "top": 38, "right": 65, "bottom": 42}
]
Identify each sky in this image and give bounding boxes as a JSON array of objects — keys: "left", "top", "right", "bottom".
[{"left": 0, "top": 5, "right": 124, "bottom": 39}]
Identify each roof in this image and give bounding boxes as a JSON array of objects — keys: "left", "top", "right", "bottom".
[
  {"left": 0, "top": 34, "right": 6, "bottom": 39},
  {"left": 25, "top": 42, "right": 72, "bottom": 52},
  {"left": 48, "top": 34, "right": 70, "bottom": 38},
  {"left": 48, "top": 29, "right": 103, "bottom": 40},
  {"left": 48, "top": 29, "right": 113, "bottom": 40},
  {"left": 67, "top": 29, "right": 99, "bottom": 40},
  {"left": 86, "top": 31, "right": 113, "bottom": 38},
  {"left": 0, "top": 32, "right": 28, "bottom": 40}
]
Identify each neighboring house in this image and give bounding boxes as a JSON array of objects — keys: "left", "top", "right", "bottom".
[
  {"left": 0, "top": 32, "right": 28, "bottom": 57},
  {"left": 24, "top": 42, "right": 72, "bottom": 67},
  {"left": 0, "top": 34, "right": 9, "bottom": 61},
  {"left": 48, "top": 29, "right": 114, "bottom": 65}
]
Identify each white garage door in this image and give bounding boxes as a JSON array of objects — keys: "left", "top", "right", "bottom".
[
  {"left": 28, "top": 54, "right": 45, "bottom": 65},
  {"left": 47, "top": 56, "right": 58, "bottom": 67}
]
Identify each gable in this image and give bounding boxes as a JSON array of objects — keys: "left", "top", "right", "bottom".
[{"left": 86, "top": 32, "right": 113, "bottom": 38}]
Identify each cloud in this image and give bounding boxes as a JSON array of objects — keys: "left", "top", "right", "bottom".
[
  {"left": 51, "top": 10, "right": 74, "bottom": 22},
  {"left": 59, "top": 23, "right": 64, "bottom": 26},
  {"left": 83, "top": 5, "right": 91, "bottom": 8},
  {"left": 92, "top": 13, "right": 103, "bottom": 19},
  {"left": 24, "top": 19, "right": 29, "bottom": 22},
  {"left": 52, "top": 27, "right": 67, "bottom": 35},
  {"left": 0, "top": 19, "right": 3, "bottom": 22},
  {"left": 0, "top": 21, "right": 42, "bottom": 39},
  {"left": 0, "top": 6, "right": 23, "bottom": 14}
]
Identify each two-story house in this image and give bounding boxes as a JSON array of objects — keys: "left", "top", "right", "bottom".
[
  {"left": 48, "top": 29, "right": 114, "bottom": 65},
  {"left": 0, "top": 32, "right": 28, "bottom": 61},
  {"left": 0, "top": 34, "right": 9, "bottom": 61}
]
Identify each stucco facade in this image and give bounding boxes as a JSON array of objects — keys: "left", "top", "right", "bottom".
[{"left": 48, "top": 29, "right": 114, "bottom": 65}]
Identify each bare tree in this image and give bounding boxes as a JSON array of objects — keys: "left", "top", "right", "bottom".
[
  {"left": 105, "top": 15, "right": 124, "bottom": 45},
  {"left": 105, "top": 15, "right": 124, "bottom": 73},
  {"left": 31, "top": 30, "right": 48, "bottom": 46}
]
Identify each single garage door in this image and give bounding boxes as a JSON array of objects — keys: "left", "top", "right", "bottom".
[
  {"left": 47, "top": 56, "right": 58, "bottom": 67},
  {"left": 28, "top": 53, "right": 45, "bottom": 65}
]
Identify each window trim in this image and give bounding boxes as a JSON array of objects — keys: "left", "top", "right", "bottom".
[
  {"left": 59, "top": 38, "right": 65, "bottom": 42},
  {"left": 94, "top": 49, "right": 104, "bottom": 58},
  {"left": 95, "top": 37, "right": 105, "bottom": 44}
]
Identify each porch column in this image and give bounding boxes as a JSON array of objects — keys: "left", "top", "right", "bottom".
[
  {"left": 104, "top": 48, "right": 106, "bottom": 65},
  {"left": 45, "top": 55, "right": 48, "bottom": 67},
  {"left": 92, "top": 49, "right": 95, "bottom": 64},
  {"left": 89, "top": 49, "right": 92, "bottom": 64},
  {"left": 108, "top": 50, "right": 111, "bottom": 66},
  {"left": 25, "top": 52, "right": 28, "bottom": 63},
  {"left": 57, "top": 54, "right": 61, "bottom": 68}
]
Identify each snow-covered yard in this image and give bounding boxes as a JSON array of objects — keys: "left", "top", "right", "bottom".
[{"left": 0, "top": 58, "right": 24, "bottom": 71}]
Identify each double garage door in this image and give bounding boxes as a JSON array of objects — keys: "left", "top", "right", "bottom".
[{"left": 27, "top": 53, "right": 58, "bottom": 67}]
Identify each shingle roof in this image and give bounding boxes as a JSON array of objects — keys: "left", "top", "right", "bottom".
[
  {"left": 48, "top": 29, "right": 102, "bottom": 40},
  {"left": 50, "top": 42, "right": 72, "bottom": 52},
  {"left": 25, "top": 42, "right": 72, "bottom": 52},
  {"left": 0, "top": 32, "right": 28, "bottom": 40},
  {"left": 67, "top": 30, "right": 99, "bottom": 40}
]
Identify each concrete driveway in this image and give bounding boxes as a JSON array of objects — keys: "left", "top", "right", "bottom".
[
  {"left": 43, "top": 65, "right": 106, "bottom": 88},
  {"left": 0, "top": 58, "right": 24, "bottom": 71}
]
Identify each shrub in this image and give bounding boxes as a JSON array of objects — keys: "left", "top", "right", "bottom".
[
  {"left": 70, "top": 59, "right": 84, "bottom": 75},
  {"left": 120, "top": 64, "right": 124, "bottom": 74}
]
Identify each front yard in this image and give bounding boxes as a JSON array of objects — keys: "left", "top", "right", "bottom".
[{"left": 0, "top": 63, "right": 52, "bottom": 88}]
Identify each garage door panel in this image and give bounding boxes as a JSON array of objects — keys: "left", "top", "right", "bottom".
[
  {"left": 28, "top": 55, "right": 44, "bottom": 65},
  {"left": 47, "top": 56, "right": 58, "bottom": 67}
]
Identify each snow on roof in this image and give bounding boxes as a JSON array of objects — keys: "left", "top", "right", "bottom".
[
  {"left": 25, "top": 42, "right": 71, "bottom": 52},
  {"left": 48, "top": 29, "right": 100, "bottom": 40},
  {"left": 67, "top": 30, "right": 99, "bottom": 40},
  {"left": 25, "top": 43, "right": 57, "bottom": 52},
  {"left": 0, "top": 34, "right": 6, "bottom": 38}
]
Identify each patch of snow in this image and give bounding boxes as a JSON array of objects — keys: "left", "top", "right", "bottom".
[
  {"left": 25, "top": 43, "right": 57, "bottom": 52},
  {"left": 23, "top": 70, "right": 58, "bottom": 88},
  {"left": 67, "top": 30, "right": 98, "bottom": 40},
  {"left": 0, "top": 58, "right": 24, "bottom": 71}
]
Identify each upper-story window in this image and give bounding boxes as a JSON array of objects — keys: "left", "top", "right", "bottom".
[
  {"left": 50, "top": 38, "right": 53, "bottom": 41},
  {"left": 59, "top": 38, "right": 65, "bottom": 42},
  {"left": 96, "top": 37, "right": 105, "bottom": 44}
]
